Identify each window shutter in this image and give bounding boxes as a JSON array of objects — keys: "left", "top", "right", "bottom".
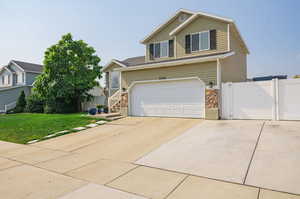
[
  {"left": 185, "top": 34, "right": 191, "bottom": 54},
  {"left": 149, "top": 43, "right": 154, "bottom": 60},
  {"left": 154, "top": 43, "right": 160, "bottom": 58},
  {"left": 210, "top": 29, "right": 217, "bottom": 50},
  {"left": 168, "top": 40, "right": 174, "bottom": 57}
]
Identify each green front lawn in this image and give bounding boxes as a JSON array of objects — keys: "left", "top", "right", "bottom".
[{"left": 0, "top": 113, "right": 104, "bottom": 144}]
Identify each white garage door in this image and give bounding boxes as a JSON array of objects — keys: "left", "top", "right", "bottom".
[{"left": 130, "top": 79, "right": 205, "bottom": 118}]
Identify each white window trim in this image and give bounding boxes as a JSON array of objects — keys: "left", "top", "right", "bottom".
[
  {"left": 191, "top": 30, "right": 210, "bottom": 52},
  {"left": 7, "top": 75, "right": 11, "bottom": 85},
  {"left": 153, "top": 40, "right": 169, "bottom": 58}
]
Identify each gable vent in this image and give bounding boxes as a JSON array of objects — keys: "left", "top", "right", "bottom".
[{"left": 178, "top": 14, "right": 188, "bottom": 22}]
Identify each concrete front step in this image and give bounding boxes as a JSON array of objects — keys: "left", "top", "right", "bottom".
[
  {"left": 94, "top": 112, "right": 124, "bottom": 121},
  {"left": 106, "top": 112, "right": 122, "bottom": 117},
  {"left": 106, "top": 115, "right": 125, "bottom": 121}
]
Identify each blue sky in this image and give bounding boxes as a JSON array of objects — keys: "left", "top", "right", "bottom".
[{"left": 1, "top": 0, "right": 300, "bottom": 82}]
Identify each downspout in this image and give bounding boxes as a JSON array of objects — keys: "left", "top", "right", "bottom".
[
  {"left": 217, "top": 58, "right": 221, "bottom": 89},
  {"left": 217, "top": 58, "right": 222, "bottom": 119}
]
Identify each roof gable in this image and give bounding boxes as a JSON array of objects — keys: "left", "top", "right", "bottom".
[
  {"left": 0, "top": 66, "right": 13, "bottom": 75},
  {"left": 140, "top": 9, "right": 194, "bottom": 44},
  {"left": 102, "top": 59, "right": 127, "bottom": 72},
  {"left": 140, "top": 9, "right": 249, "bottom": 54},
  {"left": 10, "top": 60, "right": 43, "bottom": 73},
  {"left": 169, "top": 12, "right": 249, "bottom": 54}
]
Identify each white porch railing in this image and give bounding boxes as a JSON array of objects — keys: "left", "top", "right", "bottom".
[
  {"left": 108, "top": 90, "right": 121, "bottom": 113},
  {"left": 5, "top": 101, "right": 17, "bottom": 113}
]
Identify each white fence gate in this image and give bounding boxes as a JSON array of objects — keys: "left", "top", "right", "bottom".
[{"left": 222, "top": 78, "right": 300, "bottom": 121}]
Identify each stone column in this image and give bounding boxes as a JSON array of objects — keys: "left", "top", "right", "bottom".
[
  {"left": 205, "top": 89, "right": 219, "bottom": 120},
  {"left": 120, "top": 92, "right": 128, "bottom": 116}
]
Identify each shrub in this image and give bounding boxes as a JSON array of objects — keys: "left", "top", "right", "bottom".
[
  {"left": 96, "top": 104, "right": 104, "bottom": 109},
  {"left": 44, "top": 103, "right": 56, "bottom": 114},
  {"left": 25, "top": 94, "right": 44, "bottom": 113},
  {"left": 44, "top": 98, "right": 77, "bottom": 114},
  {"left": 14, "top": 91, "right": 27, "bottom": 113}
]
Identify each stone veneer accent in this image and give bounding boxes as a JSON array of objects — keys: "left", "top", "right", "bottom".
[
  {"left": 205, "top": 89, "right": 219, "bottom": 120},
  {"left": 205, "top": 89, "right": 219, "bottom": 108},
  {"left": 120, "top": 92, "right": 128, "bottom": 116}
]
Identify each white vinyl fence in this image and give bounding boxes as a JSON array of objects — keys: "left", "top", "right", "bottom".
[{"left": 222, "top": 78, "right": 300, "bottom": 121}]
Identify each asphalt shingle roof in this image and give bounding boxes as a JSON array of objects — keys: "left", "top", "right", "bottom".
[
  {"left": 119, "top": 51, "right": 231, "bottom": 67},
  {"left": 121, "top": 56, "right": 145, "bottom": 66},
  {"left": 12, "top": 60, "right": 43, "bottom": 73}
]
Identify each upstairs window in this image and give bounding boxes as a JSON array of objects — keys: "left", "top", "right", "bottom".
[
  {"left": 154, "top": 41, "right": 168, "bottom": 58},
  {"left": 160, "top": 41, "right": 169, "bottom": 58},
  {"left": 191, "top": 31, "right": 210, "bottom": 52},
  {"left": 22, "top": 73, "right": 25, "bottom": 83},
  {"left": 154, "top": 43, "right": 160, "bottom": 58},
  {"left": 17, "top": 73, "right": 22, "bottom": 83},
  {"left": 149, "top": 40, "right": 174, "bottom": 60}
]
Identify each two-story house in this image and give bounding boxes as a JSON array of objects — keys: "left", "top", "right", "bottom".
[
  {"left": 0, "top": 60, "right": 43, "bottom": 88},
  {"left": 0, "top": 60, "right": 43, "bottom": 112},
  {"left": 103, "top": 9, "right": 249, "bottom": 118},
  {"left": 0, "top": 60, "right": 106, "bottom": 113}
]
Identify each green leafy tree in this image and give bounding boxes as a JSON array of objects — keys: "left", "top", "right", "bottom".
[
  {"left": 14, "top": 91, "right": 26, "bottom": 113},
  {"left": 34, "top": 33, "right": 102, "bottom": 113}
]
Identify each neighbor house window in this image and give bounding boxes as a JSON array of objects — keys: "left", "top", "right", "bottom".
[
  {"left": 1, "top": 76, "right": 4, "bottom": 85},
  {"left": 22, "top": 73, "right": 25, "bottom": 83},
  {"left": 7, "top": 75, "right": 10, "bottom": 84},
  {"left": 191, "top": 31, "right": 210, "bottom": 52},
  {"left": 110, "top": 71, "right": 120, "bottom": 89}
]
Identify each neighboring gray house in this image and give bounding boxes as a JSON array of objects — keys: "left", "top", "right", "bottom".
[
  {"left": 0, "top": 60, "right": 43, "bottom": 112},
  {"left": 0, "top": 60, "right": 106, "bottom": 113},
  {"left": 0, "top": 60, "right": 43, "bottom": 88}
]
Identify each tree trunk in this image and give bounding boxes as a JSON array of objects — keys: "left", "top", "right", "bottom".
[{"left": 76, "top": 97, "right": 82, "bottom": 112}]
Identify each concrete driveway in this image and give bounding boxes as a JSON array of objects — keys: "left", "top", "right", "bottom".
[
  {"left": 0, "top": 117, "right": 299, "bottom": 199},
  {"left": 136, "top": 120, "right": 263, "bottom": 183},
  {"left": 137, "top": 120, "right": 300, "bottom": 196}
]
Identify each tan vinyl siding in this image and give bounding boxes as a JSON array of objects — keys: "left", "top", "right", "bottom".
[
  {"left": 121, "top": 61, "right": 217, "bottom": 89},
  {"left": 176, "top": 16, "right": 228, "bottom": 58},
  {"left": 220, "top": 27, "right": 247, "bottom": 82},
  {"left": 145, "top": 13, "right": 192, "bottom": 62}
]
